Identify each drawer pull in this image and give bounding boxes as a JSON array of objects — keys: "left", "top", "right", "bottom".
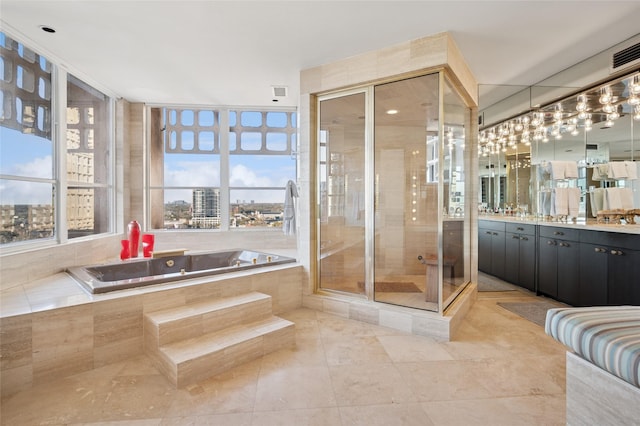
[
  {"left": 517, "top": 227, "right": 524, "bottom": 231},
  {"left": 547, "top": 240, "right": 556, "bottom": 246},
  {"left": 554, "top": 231, "right": 564, "bottom": 236},
  {"left": 486, "top": 231, "right": 492, "bottom": 235},
  {"left": 594, "top": 247, "right": 606, "bottom": 253},
  {"left": 611, "top": 250, "right": 624, "bottom": 256},
  {"left": 521, "top": 236, "right": 528, "bottom": 241},
  {"left": 512, "top": 235, "right": 520, "bottom": 239}
]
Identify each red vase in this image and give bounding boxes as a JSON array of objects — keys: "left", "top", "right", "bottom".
[
  {"left": 128, "top": 220, "right": 141, "bottom": 258},
  {"left": 120, "top": 239, "right": 130, "bottom": 260}
]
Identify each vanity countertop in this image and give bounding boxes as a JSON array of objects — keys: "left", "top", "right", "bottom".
[{"left": 478, "top": 215, "right": 640, "bottom": 235}]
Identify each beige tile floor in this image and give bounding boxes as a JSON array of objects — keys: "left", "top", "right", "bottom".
[{"left": 0, "top": 284, "right": 568, "bottom": 425}]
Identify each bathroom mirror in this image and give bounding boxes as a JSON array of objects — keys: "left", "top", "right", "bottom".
[{"left": 480, "top": 70, "right": 640, "bottom": 222}]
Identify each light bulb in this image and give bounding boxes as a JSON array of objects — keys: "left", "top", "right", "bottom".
[
  {"left": 602, "top": 103, "right": 615, "bottom": 113},
  {"left": 576, "top": 95, "right": 587, "bottom": 112},
  {"left": 553, "top": 109, "right": 563, "bottom": 120},
  {"left": 522, "top": 115, "right": 530, "bottom": 125},
  {"left": 578, "top": 111, "right": 587, "bottom": 119},
  {"left": 634, "top": 105, "right": 640, "bottom": 121},
  {"left": 631, "top": 79, "right": 640, "bottom": 94},
  {"left": 599, "top": 88, "right": 611, "bottom": 104},
  {"left": 571, "top": 128, "right": 579, "bottom": 136},
  {"left": 628, "top": 94, "right": 639, "bottom": 105},
  {"left": 605, "top": 119, "right": 614, "bottom": 127}
]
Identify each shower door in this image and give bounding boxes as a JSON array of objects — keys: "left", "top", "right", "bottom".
[
  {"left": 318, "top": 91, "right": 367, "bottom": 295},
  {"left": 373, "top": 74, "right": 442, "bottom": 311}
]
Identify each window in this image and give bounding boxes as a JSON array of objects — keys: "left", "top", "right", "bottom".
[
  {"left": 149, "top": 108, "right": 296, "bottom": 230},
  {"left": 0, "top": 31, "right": 114, "bottom": 247},
  {"left": 66, "top": 75, "right": 112, "bottom": 238}
]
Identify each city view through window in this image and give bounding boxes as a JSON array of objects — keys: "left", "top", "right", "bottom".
[{"left": 150, "top": 108, "right": 297, "bottom": 230}]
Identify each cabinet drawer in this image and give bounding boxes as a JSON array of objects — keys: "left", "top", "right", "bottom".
[
  {"left": 505, "top": 223, "right": 535, "bottom": 235},
  {"left": 479, "top": 220, "right": 505, "bottom": 232},
  {"left": 580, "top": 229, "right": 640, "bottom": 250},
  {"left": 539, "top": 226, "right": 579, "bottom": 241}
]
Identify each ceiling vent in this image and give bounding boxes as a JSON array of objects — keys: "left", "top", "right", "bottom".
[
  {"left": 271, "top": 86, "right": 288, "bottom": 98},
  {"left": 611, "top": 41, "right": 640, "bottom": 73}
]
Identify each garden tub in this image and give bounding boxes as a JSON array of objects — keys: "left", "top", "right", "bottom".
[{"left": 67, "top": 249, "right": 296, "bottom": 294}]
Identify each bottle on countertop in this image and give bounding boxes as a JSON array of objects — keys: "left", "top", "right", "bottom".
[{"left": 128, "top": 220, "right": 141, "bottom": 258}]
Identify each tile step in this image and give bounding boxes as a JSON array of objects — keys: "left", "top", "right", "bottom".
[
  {"left": 144, "top": 292, "right": 273, "bottom": 346},
  {"left": 145, "top": 291, "right": 272, "bottom": 325},
  {"left": 158, "top": 315, "right": 295, "bottom": 387}
]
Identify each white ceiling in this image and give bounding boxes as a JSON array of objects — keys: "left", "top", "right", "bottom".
[{"left": 2, "top": 1, "right": 640, "bottom": 108}]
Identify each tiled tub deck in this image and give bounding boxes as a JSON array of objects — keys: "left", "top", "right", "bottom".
[{"left": 0, "top": 263, "right": 304, "bottom": 398}]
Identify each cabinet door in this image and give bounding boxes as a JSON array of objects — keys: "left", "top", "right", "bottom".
[
  {"left": 504, "top": 232, "right": 520, "bottom": 285},
  {"left": 538, "top": 238, "right": 558, "bottom": 297},
  {"left": 579, "top": 243, "right": 608, "bottom": 306},
  {"left": 490, "top": 230, "right": 506, "bottom": 279},
  {"left": 519, "top": 234, "right": 536, "bottom": 292},
  {"left": 478, "top": 229, "right": 492, "bottom": 273},
  {"left": 608, "top": 248, "right": 640, "bottom": 306},
  {"left": 557, "top": 240, "right": 580, "bottom": 305}
]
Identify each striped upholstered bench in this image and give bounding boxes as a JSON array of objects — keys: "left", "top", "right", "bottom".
[{"left": 545, "top": 306, "right": 640, "bottom": 425}]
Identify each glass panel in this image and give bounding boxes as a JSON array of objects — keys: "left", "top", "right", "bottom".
[
  {"left": 230, "top": 189, "right": 285, "bottom": 228},
  {"left": 442, "top": 78, "right": 470, "bottom": 308},
  {"left": 374, "top": 74, "right": 440, "bottom": 311},
  {"left": 0, "top": 127, "right": 53, "bottom": 178},
  {"left": 66, "top": 74, "right": 111, "bottom": 238},
  {"left": 318, "top": 92, "right": 366, "bottom": 294},
  {"left": 0, "top": 179, "right": 55, "bottom": 243}
]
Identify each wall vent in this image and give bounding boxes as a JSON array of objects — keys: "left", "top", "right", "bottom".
[
  {"left": 586, "top": 143, "right": 598, "bottom": 150},
  {"left": 611, "top": 42, "right": 640, "bottom": 72},
  {"left": 271, "top": 86, "right": 288, "bottom": 98}
]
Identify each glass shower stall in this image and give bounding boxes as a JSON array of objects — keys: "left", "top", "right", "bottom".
[{"left": 317, "top": 71, "right": 471, "bottom": 313}]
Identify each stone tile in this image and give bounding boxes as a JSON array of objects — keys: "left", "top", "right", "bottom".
[
  {"left": 329, "top": 363, "right": 417, "bottom": 406},
  {"left": 253, "top": 365, "right": 336, "bottom": 411},
  {"left": 0, "top": 314, "right": 32, "bottom": 370},
  {"left": 377, "top": 335, "right": 455, "bottom": 363},
  {"left": 0, "top": 285, "right": 31, "bottom": 317},
  {"left": 31, "top": 304, "right": 94, "bottom": 384},
  {"left": 421, "top": 394, "right": 566, "bottom": 425},
  {"left": 251, "top": 407, "right": 342, "bottom": 426},
  {"left": 339, "top": 403, "right": 435, "bottom": 426},
  {"left": 323, "top": 335, "right": 392, "bottom": 366}
]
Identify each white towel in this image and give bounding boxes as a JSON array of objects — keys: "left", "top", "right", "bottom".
[
  {"left": 605, "top": 187, "right": 622, "bottom": 210},
  {"left": 625, "top": 161, "right": 638, "bottom": 180},
  {"left": 553, "top": 187, "right": 569, "bottom": 216},
  {"left": 608, "top": 162, "right": 628, "bottom": 179},
  {"left": 619, "top": 188, "right": 634, "bottom": 209},
  {"left": 568, "top": 187, "right": 581, "bottom": 218},
  {"left": 592, "top": 167, "right": 603, "bottom": 181},
  {"left": 590, "top": 188, "right": 605, "bottom": 217},
  {"left": 549, "top": 161, "right": 565, "bottom": 180},
  {"left": 564, "top": 161, "right": 579, "bottom": 179},
  {"left": 283, "top": 180, "right": 298, "bottom": 235}
]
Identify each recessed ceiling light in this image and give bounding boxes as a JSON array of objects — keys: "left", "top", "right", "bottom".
[
  {"left": 39, "top": 25, "right": 56, "bottom": 33},
  {"left": 386, "top": 109, "right": 398, "bottom": 115}
]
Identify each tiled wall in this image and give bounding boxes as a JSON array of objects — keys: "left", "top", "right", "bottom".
[{"left": 0, "top": 265, "right": 303, "bottom": 397}]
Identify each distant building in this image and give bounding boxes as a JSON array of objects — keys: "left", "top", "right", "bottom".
[{"left": 191, "top": 188, "right": 220, "bottom": 228}]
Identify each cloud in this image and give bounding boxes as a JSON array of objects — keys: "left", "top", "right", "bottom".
[
  {"left": 9, "top": 156, "right": 53, "bottom": 179},
  {"left": 230, "top": 164, "right": 274, "bottom": 187},
  {"left": 0, "top": 179, "right": 53, "bottom": 205},
  {"left": 164, "top": 159, "right": 221, "bottom": 187}
]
